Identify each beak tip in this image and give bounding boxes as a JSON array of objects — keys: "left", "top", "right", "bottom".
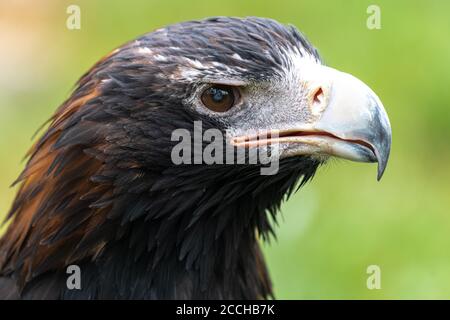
[
  {"left": 376, "top": 167, "right": 384, "bottom": 181},
  {"left": 375, "top": 147, "right": 390, "bottom": 181},
  {"left": 372, "top": 102, "right": 392, "bottom": 182}
]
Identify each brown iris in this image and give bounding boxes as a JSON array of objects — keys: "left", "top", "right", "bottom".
[{"left": 200, "top": 85, "right": 240, "bottom": 112}]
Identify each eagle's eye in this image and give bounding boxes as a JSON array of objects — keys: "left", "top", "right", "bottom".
[{"left": 200, "top": 85, "right": 240, "bottom": 112}]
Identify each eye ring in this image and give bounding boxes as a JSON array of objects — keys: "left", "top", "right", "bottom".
[{"left": 200, "top": 85, "right": 241, "bottom": 112}]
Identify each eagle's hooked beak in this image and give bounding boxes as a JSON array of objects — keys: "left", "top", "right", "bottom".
[
  {"left": 233, "top": 64, "right": 392, "bottom": 180},
  {"left": 300, "top": 65, "right": 392, "bottom": 180}
]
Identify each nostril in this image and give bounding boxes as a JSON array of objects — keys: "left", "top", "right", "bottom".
[
  {"left": 313, "top": 87, "right": 324, "bottom": 105},
  {"left": 309, "top": 85, "right": 328, "bottom": 117}
]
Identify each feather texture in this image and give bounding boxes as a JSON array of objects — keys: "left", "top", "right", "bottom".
[{"left": 0, "top": 17, "right": 321, "bottom": 299}]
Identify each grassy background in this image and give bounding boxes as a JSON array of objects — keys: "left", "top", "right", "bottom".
[{"left": 0, "top": 0, "right": 449, "bottom": 299}]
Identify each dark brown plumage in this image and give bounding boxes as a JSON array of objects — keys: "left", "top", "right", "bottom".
[{"left": 0, "top": 16, "right": 391, "bottom": 299}]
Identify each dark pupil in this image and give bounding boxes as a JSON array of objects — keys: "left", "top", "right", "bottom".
[{"left": 210, "top": 88, "right": 228, "bottom": 103}]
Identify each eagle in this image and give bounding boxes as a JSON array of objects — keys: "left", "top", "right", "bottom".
[{"left": 0, "top": 17, "right": 391, "bottom": 299}]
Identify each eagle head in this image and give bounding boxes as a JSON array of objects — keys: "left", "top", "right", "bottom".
[{"left": 0, "top": 17, "right": 391, "bottom": 299}]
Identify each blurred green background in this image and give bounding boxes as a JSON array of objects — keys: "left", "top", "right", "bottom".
[{"left": 0, "top": 0, "right": 449, "bottom": 299}]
